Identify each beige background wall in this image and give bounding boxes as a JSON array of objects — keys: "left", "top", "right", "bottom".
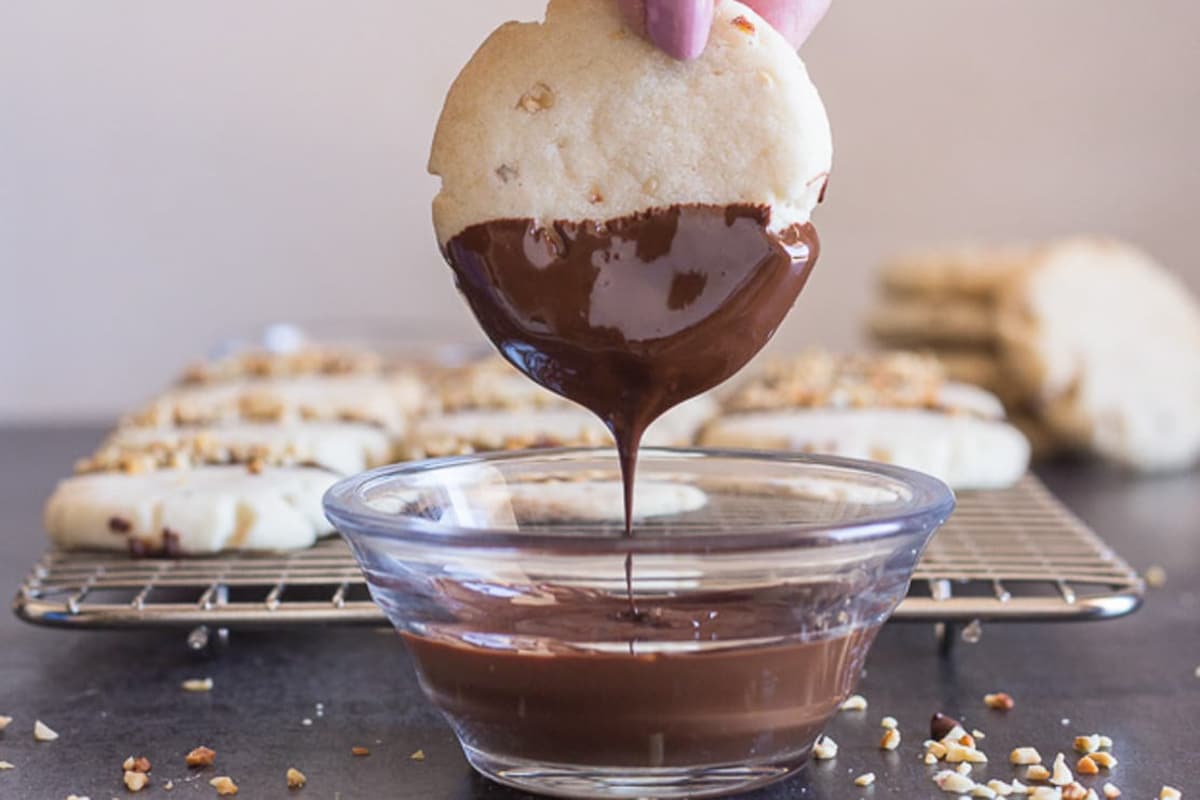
[{"left": 2, "top": 1, "right": 1197, "bottom": 421}]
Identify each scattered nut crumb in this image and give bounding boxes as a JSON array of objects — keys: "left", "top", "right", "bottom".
[
  {"left": 164, "top": 780, "right": 174, "bottom": 790},
  {"left": 1011, "top": 747, "right": 1042, "bottom": 765},
  {"left": 1010, "top": 779, "right": 1029, "bottom": 795},
  {"left": 1102, "top": 783, "right": 1120, "bottom": 798},
  {"left": 839, "top": 694, "right": 867, "bottom": 712},
  {"left": 0, "top": 715, "right": 11, "bottom": 731},
  {"left": 924, "top": 752, "right": 939, "bottom": 765},
  {"left": 351, "top": 747, "right": 370, "bottom": 757},
  {"left": 880, "top": 727, "right": 901, "bottom": 751},
  {"left": 1073, "top": 734, "right": 1100, "bottom": 754},
  {"left": 409, "top": 749, "right": 425, "bottom": 761},
  {"left": 642, "top": 177, "right": 659, "bottom": 196},
  {"left": 984, "top": 692, "right": 1015, "bottom": 710},
  {"left": 286, "top": 767, "right": 306, "bottom": 789},
  {"left": 1049, "top": 753, "right": 1073, "bottom": 786},
  {"left": 124, "top": 770, "right": 150, "bottom": 792},
  {"left": 1159, "top": 788, "right": 1181, "bottom": 800},
  {"left": 972, "top": 786, "right": 999, "bottom": 799},
  {"left": 33, "top": 720, "right": 58, "bottom": 742},
  {"left": 854, "top": 772, "right": 876, "bottom": 787},
  {"left": 881, "top": 716, "right": 898, "bottom": 729},
  {"left": 209, "top": 775, "right": 238, "bottom": 795},
  {"left": 66, "top": 795, "right": 89, "bottom": 800},
  {"left": 1097, "top": 735, "right": 1112, "bottom": 749},
  {"left": 516, "top": 82, "right": 555, "bottom": 113},
  {"left": 0, "top": 761, "right": 13, "bottom": 770},
  {"left": 123, "top": 756, "right": 151, "bottom": 774},
  {"left": 730, "top": 14, "right": 756, "bottom": 34},
  {"left": 1030, "top": 787, "right": 1062, "bottom": 800},
  {"left": 182, "top": 678, "right": 213, "bottom": 693},
  {"left": 186, "top": 746, "right": 217, "bottom": 767},
  {"left": 1061, "top": 783, "right": 1088, "bottom": 800},
  {"left": 927, "top": 740, "right": 948, "bottom": 759},
  {"left": 987, "top": 779, "right": 1015, "bottom": 797},
  {"left": 1090, "top": 752, "right": 1117, "bottom": 769},
  {"left": 1144, "top": 565, "right": 1167, "bottom": 588},
  {"left": 957, "top": 762, "right": 973, "bottom": 775},
  {"left": 933, "top": 769, "right": 975, "bottom": 793},
  {"left": 1026, "top": 764, "right": 1051, "bottom": 781},
  {"left": 301, "top": 718, "right": 313, "bottom": 727},
  {"left": 1076, "top": 755, "right": 1099, "bottom": 775},
  {"left": 972, "top": 728, "right": 987, "bottom": 739},
  {"left": 813, "top": 735, "right": 838, "bottom": 760}
]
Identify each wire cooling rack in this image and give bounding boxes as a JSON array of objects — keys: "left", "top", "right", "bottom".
[{"left": 13, "top": 476, "right": 1143, "bottom": 639}]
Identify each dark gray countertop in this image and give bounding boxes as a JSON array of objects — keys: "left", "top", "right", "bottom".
[{"left": 1, "top": 425, "right": 1197, "bottom": 799}]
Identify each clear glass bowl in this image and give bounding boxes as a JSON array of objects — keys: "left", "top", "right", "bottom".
[{"left": 324, "top": 448, "right": 954, "bottom": 799}]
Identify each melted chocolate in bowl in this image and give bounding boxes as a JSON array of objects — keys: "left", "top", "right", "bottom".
[{"left": 443, "top": 203, "right": 819, "bottom": 541}]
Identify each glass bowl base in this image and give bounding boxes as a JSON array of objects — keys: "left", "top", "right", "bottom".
[{"left": 462, "top": 743, "right": 809, "bottom": 799}]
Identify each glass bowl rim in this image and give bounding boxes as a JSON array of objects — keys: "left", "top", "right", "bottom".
[{"left": 323, "top": 447, "right": 956, "bottom": 554}]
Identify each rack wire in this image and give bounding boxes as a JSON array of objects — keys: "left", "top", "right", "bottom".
[{"left": 13, "top": 476, "right": 1143, "bottom": 635}]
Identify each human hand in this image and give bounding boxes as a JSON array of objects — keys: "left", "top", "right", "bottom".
[{"left": 616, "top": 0, "right": 831, "bottom": 60}]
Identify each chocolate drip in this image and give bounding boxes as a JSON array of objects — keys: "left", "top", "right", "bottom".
[{"left": 443, "top": 204, "right": 819, "bottom": 613}]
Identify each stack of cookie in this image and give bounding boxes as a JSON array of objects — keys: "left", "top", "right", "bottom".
[
  {"left": 699, "top": 350, "right": 1031, "bottom": 490},
  {"left": 44, "top": 347, "right": 431, "bottom": 556},
  {"left": 869, "top": 238, "right": 1200, "bottom": 472}
]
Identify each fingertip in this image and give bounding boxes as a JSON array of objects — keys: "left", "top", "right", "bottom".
[{"left": 644, "top": 0, "right": 715, "bottom": 61}]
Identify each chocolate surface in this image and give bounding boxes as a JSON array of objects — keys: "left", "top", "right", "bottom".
[
  {"left": 442, "top": 204, "right": 818, "bottom": 531},
  {"left": 403, "top": 624, "right": 876, "bottom": 768}
]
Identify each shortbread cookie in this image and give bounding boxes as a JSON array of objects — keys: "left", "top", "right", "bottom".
[
  {"left": 44, "top": 466, "right": 337, "bottom": 555},
  {"left": 429, "top": 0, "right": 832, "bottom": 246},
  {"left": 868, "top": 298, "right": 997, "bottom": 346},
  {"left": 179, "top": 346, "right": 383, "bottom": 385},
  {"left": 408, "top": 394, "right": 717, "bottom": 459},
  {"left": 82, "top": 422, "right": 395, "bottom": 477},
  {"left": 879, "top": 245, "right": 1031, "bottom": 301},
  {"left": 997, "top": 238, "right": 1200, "bottom": 472},
  {"left": 436, "top": 356, "right": 575, "bottom": 413},
  {"left": 708, "top": 352, "right": 1030, "bottom": 489},
  {"left": 125, "top": 374, "right": 427, "bottom": 432},
  {"left": 505, "top": 480, "right": 708, "bottom": 524}
]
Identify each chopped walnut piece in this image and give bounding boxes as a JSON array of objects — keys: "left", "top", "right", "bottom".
[
  {"left": 1159, "top": 788, "right": 1181, "bottom": 800},
  {"left": 1102, "top": 783, "right": 1120, "bottom": 798},
  {"left": 839, "top": 694, "right": 867, "bottom": 711},
  {"left": 984, "top": 692, "right": 1015, "bottom": 710},
  {"left": 286, "top": 767, "right": 306, "bottom": 789},
  {"left": 410, "top": 749, "right": 426, "bottom": 761},
  {"left": 210, "top": 775, "right": 239, "bottom": 795},
  {"left": 1073, "top": 734, "right": 1100, "bottom": 754},
  {"left": 1062, "top": 783, "right": 1087, "bottom": 800},
  {"left": 1029, "top": 788, "right": 1062, "bottom": 800},
  {"left": 1097, "top": 735, "right": 1113, "bottom": 749},
  {"left": 880, "top": 715, "right": 898, "bottom": 729},
  {"left": 854, "top": 772, "right": 876, "bottom": 787},
  {"left": 1144, "top": 565, "right": 1167, "bottom": 588},
  {"left": 1011, "top": 747, "right": 1043, "bottom": 765},
  {"left": 1090, "top": 751, "right": 1117, "bottom": 769},
  {"left": 1076, "top": 755, "right": 1099, "bottom": 775},
  {"left": 124, "top": 770, "right": 150, "bottom": 792},
  {"left": 182, "top": 677, "right": 213, "bottom": 693},
  {"left": 0, "top": 715, "right": 11, "bottom": 730},
  {"left": 924, "top": 752, "right": 938, "bottom": 765},
  {"left": 933, "top": 769, "right": 975, "bottom": 793},
  {"left": 123, "top": 755, "right": 151, "bottom": 774},
  {"left": 880, "top": 728, "right": 901, "bottom": 751},
  {"left": 186, "top": 746, "right": 217, "bottom": 767},
  {"left": 33, "top": 720, "right": 58, "bottom": 742},
  {"left": 730, "top": 15, "right": 756, "bottom": 34},
  {"left": 972, "top": 728, "right": 987, "bottom": 739},
  {"left": 1026, "top": 765, "right": 1051, "bottom": 781},
  {"left": 0, "top": 761, "right": 13, "bottom": 770},
  {"left": 1049, "top": 753, "right": 1072, "bottom": 786},
  {"left": 987, "top": 780, "right": 1015, "bottom": 797},
  {"left": 957, "top": 763, "right": 973, "bottom": 775},
  {"left": 927, "top": 740, "right": 949, "bottom": 759},
  {"left": 972, "top": 785, "right": 999, "bottom": 799},
  {"left": 517, "top": 82, "right": 555, "bottom": 113},
  {"left": 812, "top": 735, "right": 838, "bottom": 760},
  {"left": 351, "top": 746, "right": 370, "bottom": 757},
  {"left": 164, "top": 780, "right": 174, "bottom": 790}
]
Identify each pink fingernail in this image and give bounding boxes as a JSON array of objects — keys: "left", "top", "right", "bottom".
[{"left": 644, "top": 0, "right": 715, "bottom": 60}]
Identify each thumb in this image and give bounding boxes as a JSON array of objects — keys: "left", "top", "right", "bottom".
[{"left": 617, "top": 0, "right": 716, "bottom": 61}]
